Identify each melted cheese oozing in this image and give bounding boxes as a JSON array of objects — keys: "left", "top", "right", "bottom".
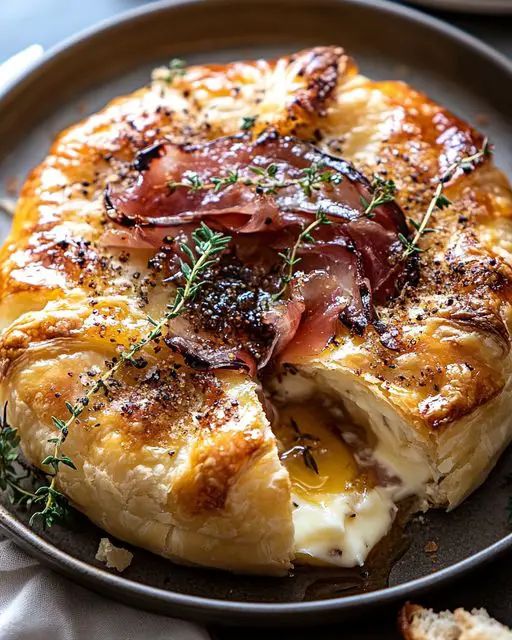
[{"left": 276, "top": 404, "right": 397, "bottom": 568}]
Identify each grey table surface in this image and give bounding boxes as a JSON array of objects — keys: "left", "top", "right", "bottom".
[{"left": 0, "top": 1, "right": 511, "bottom": 638}]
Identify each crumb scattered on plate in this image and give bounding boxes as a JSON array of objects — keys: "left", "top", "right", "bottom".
[
  {"left": 424, "top": 540, "right": 439, "bottom": 554},
  {"left": 95, "top": 537, "right": 133, "bottom": 572}
]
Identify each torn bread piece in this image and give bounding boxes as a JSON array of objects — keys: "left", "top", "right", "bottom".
[
  {"left": 96, "top": 537, "right": 133, "bottom": 572},
  {"left": 399, "top": 603, "right": 512, "bottom": 640}
]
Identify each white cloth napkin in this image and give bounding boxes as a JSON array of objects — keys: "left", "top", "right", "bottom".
[
  {"left": 0, "top": 537, "right": 209, "bottom": 640},
  {"left": 0, "top": 47, "right": 208, "bottom": 640}
]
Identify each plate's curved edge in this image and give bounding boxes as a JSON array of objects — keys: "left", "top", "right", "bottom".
[
  {"left": 0, "top": 0, "right": 511, "bottom": 107},
  {"left": 1, "top": 0, "right": 512, "bottom": 625},
  {"left": 1, "top": 503, "right": 512, "bottom": 625}
]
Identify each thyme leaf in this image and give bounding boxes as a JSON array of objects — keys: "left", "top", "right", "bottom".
[
  {"left": 153, "top": 58, "right": 187, "bottom": 84},
  {"left": 165, "top": 58, "right": 186, "bottom": 83}
]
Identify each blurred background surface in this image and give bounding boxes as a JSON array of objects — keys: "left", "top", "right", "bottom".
[{"left": 1, "top": 0, "right": 511, "bottom": 61}]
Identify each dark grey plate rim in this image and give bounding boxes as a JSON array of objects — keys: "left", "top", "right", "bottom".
[
  {"left": 2, "top": 504, "right": 512, "bottom": 624},
  {"left": 1, "top": 0, "right": 512, "bottom": 103},
  {"left": 1, "top": 0, "right": 512, "bottom": 624}
]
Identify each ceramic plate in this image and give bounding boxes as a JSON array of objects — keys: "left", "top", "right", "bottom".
[{"left": 0, "top": 0, "right": 511, "bottom": 626}]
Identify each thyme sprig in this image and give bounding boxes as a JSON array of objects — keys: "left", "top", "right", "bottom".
[
  {"left": 280, "top": 418, "right": 319, "bottom": 475},
  {"left": 0, "top": 403, "right": 69, "bottom": 526},
  {"left": 362, "top": 176, "right": 397, "bottom": 217},
  {"left": 273, "top": 208, "right": 331, "bottom": 300},
  {"left": 152, "top": 58, "right": 187, "bottom": 85},
  {"left": 29, "top": 223, "right": 230, "bottom": 529},
  {"left": 400, "top": 139, "right": 491, "bottom": 259},
  {"left": 167, "top": 162, "right": 343, "bottom": 198},
  {"left": 241, "top": 115, "right": 257, "bottom": 131}
]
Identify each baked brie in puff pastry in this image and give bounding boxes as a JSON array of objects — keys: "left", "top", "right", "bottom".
[{"left": 1, "top": 46, "right": 511, "bottom": 575}]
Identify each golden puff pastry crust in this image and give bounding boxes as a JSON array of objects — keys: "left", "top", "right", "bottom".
[
  {"left": 294, "top": 75, "right": 512, "bottom": 508},
  {"left": 1, "top": 295, "right": 293, "bottom": 573},
  {"left": 1, "top": 46, "right": 512, "bottom": 574}
]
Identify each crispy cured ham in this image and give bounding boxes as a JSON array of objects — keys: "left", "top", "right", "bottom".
[{"left": 104, "top": 133, "right": 411, "bottom": 363}]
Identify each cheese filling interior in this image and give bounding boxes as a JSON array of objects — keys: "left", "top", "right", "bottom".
[{"left": 273, "top": 376, "right": 431, "bottom": 568}]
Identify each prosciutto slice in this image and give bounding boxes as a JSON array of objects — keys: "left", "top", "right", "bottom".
[{"left": 104, "top": 132, "right": 412, "bottom": 367}]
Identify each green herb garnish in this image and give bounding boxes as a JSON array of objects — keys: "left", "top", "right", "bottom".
[
  {"left": 168, "top": 161, "right": 343, "bottom": 198},
  {"left": 154, "top": 57, "right": 187, "bottom": 84},
  {"left": 241, "top": 115, "right": 257, "bottom": 131},
  {"left": 273, "top": 208, "right": 331, "bottom": 300},
  {"left": 0, "top": 403, "right": 70, "bottom": 526},
  {"left": 401, "top": 139, "right": 491, "bottom": 259},
  {"left": 361, "top": 176, "right": 397, "bottom": 217}
]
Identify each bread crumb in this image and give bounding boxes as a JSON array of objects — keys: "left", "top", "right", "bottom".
[
  {"left": 399, "top": 603, "right": 512, "bottom": 639},
  {"left": 95, "top": 537, "right": 133, "bottom": 572},
  {"left": 424, "top": 540, "right": 438, "bottom": 554}
]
